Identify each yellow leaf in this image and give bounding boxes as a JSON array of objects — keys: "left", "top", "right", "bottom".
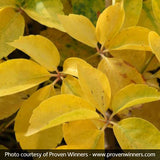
[
  {"left": 122, "top": 0, "right": 143, "bottom": 28},
  {"left": 15, "top": 85, "right": 63, "bottom": 149},
  {"left": 96, "top": 3, "right": 124, "bottom": 47},
  {"left": 109, "top": 26, "right": 151, "bottom": 51},
  {"left": 9, "top": 35, "right": 60, "bottom": 71},
  {"left": 0, "top": 7, "right": 25, "bottom": 58},
  {"left": 58, "top": 14, "right": 97, "bottom": 48},
  {"left": 61, "top": 75, "right": 83, "bottom": 97},
  {"left": 78, "top": 64, "right": 111, "bottom": 115},
  {"left": 149, "top": 31, "right": 160, "bottom": 63},
  {"left": 111, "top": 84, "right": 160, "bottom": 115},
  {"left": 0, "top": 87, "right": 37, "bottom": 120},
  {"left": 57, "top": 145, "right": 91, "bottom": 149},
  {"left": 0, "top": 59, "right": 51, "bottom": 97},
  {"left": 113, "top": 117, "right": 160, "bottom": 149},
  {"left": 63, "top": 120, "right": 104, "bottom": 149},
  {"left": 22, "top": 0, "right": 65, "bottom": 31},
  {"left": 110, "top": 50, "right": 147, "bottom": 72},
  {"left": 63, "top": 57, "right": 91, "bottom": 77},
  {"left": 26, "top": 94, "right": 99, "bottom": 136},
  {"left": 98, "top": 57, "right": 145, "bottom": 96},
  {"left": 152, "top": 0, "right": 160, "bottom": 23}
]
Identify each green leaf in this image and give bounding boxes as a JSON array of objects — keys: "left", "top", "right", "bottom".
[
  {"left": 63, "top": 120, "right": 104, "bottom": 149},
  {"left": 71, "top": 0, "right": 105, "bottom": 25},
  {"left": 61, "top": 75, "right": 83, "bottom": 97},
  {"left": 96, "top": 3, "right": 124, "bottom": 47},
  {"left": 15, "top": 85, "right": 63, "bottom": 149},
  {"left": 0, "top": 59, "right": 51, "bottom": 97},
  {"left": 111, "top": 84, "right": 160, "bottom": 115},
  {"left": 0, "top": 87, "right": 37, "bottom": 120},
  {"left": 0, "top": 7, "right": 25, "bottom": 58},
  {"left": 113, "top": 117, "right": 160, "bottom": 149},
  {"left": 9, "top": 35, "right": 60, "bottom": 71},
  {"left": 78, "top": 64, "right": 111, "bottom": 115},
  {"left": 58, "top": 14, "right": 97, "bottom": 48},
  {"left": 0, "top": 0, "right": 17, "bottom": 8},
  {"left": 26, "top": 94, "right": 99, "bottom": 136},
  {"left": 121, "top": 0, "right": 143, "bottom": 28},
  {"left": 98, "top": 57, "right": 145, "bottom": 96},
  {"left": 108, "top": 26, "right": 151, "bottom": 51},
  {"left": 22, "top": 0, "right": 65, "bottom": 31}
]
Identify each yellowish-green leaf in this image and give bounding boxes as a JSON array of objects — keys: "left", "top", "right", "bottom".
[
  {"left": 63, "top": 57, "right": 91, "bottom": 77},
  {"left": 96, "top": 3, "right": 124, "bottom": 47},
  {"left": 40, "top": 28, "right": 96, "bottom": 65},
  {"left": 152, "top": 0, "right": 160, "bottom": 23},
  {"left": 0, "top": 59, "right": 51, "bottom": 97},
  {"left": 78, "top": 64, "right": 111, "bottom": 115},
  {"left": 58, "top": 14, "right": 97, "bottom": 48},
  {"left": 113, "top": 117, "right": 160, "bottom": 149},
  {"left": 0, "top": 145, "right": 7, "bottom": 149},
  {"left": 15, "top": 85, "right": 63, "bottom": 149},
  {"left": 61, "top": 75, "right": 83, "bottom": 97},
  {"left": 0, "top": 7, "right": 25, "bottom": 58},
  {"left": 57, "top": 145, "right": 91, "bottom": 149},
  {"left": 108, "top": 26, "right": 151, "bottom": 51},
  {"left": 122, "top": 0, "right": 143, "bottom": 28},
  {"left": 111, "top": 84, "right": 160, "bottom": 115},
  {"left": 9, "top": 35, "right": 60, "bottom": 71},
  {"left": 0, "top": 86, "right": 37, "bottom": 120},
  {"left": 63, "top": 120, "right": 104, "bottom": 149},
  {"left": 0, "top": 0, "right": 17, "bottom": 8},
  {"left": 26, "top": 94, "right": 99, "bottom": 136},
  {"left": 138, "top": 0, "right": 160, "bottom": 34},
  {"left": 149, "top": 31, "right": 160, "bottom": 63},
  {"left": 98, "top": 58, "right": 145, "bottom": 96},
  {"left": 22, "top": 0, "right": 65, "bottom": 31},
  {"left": 110, "top": 50, "right": 147, "bottom": 72}
]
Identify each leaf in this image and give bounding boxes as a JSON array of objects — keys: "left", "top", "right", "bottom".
[
  {"left": 22, "top": 0, "right": 65, "bottom": 31},
  {"left": 0, "top": 145, "right": 7, "bottom": 149},
  {"left": 9, "top": 35, "right": 60, "bottom": 71},
  {"left": 111, "top": 84, "right": 160, "bottom": 115},
  {"left": 0, "top": 59, "right": 51, "bottom": 97},
  {"left": 108, "top": 26, "right": 151, "bottom": 51},
  {"left": 0, "top": 86, "right": 37, "bottom": 120},
  {"left": 0, "top": 7, "right": 25, "bottom": 58},
  {"left": 113, "top": 117, "right": 160, "bottom": 149},
  {"left": 96, "top": 3, "right": 124, "bottom": 47},
  {"left": 0, "top": 0, "right": 17, "bottom": 8},
  {"left": 110, "top": 50, "right": 147, "bottom": 72},
  {"left": 57, "top": 145, "right": 92, "bottom": 149},
  {"left": 121, "top": 0, "right": 143, "bottom": 28},
  {"left": 61, "top": 75, "right": 83, "bottom": 97},
  {"left": 71, "top": 0, "right": 105, "bottom": 25},
  {"left": 78, "top": 64, "right": 111, "bottom": 115},
  {"left": 152, "top": 0, "right": 160, "bottom": 23},
  {"left": 58, "top": 14, "right": 97, "bottom": 48},
  {"left": 63, "top": 120, "right": 104, "bottom": 149},
  {"left": 138, "top": 0, "right": 160, "bottom": 34},
  {"left": 40, "top": 28, "right": 95, "bottom": 65},
  {"left": 149, "top": 31, "right": 160, "bottom": 63},
  {"left": 98, "top": 57, "right": 145, "bottom": 96},
  {"left": 63, "top": 57, "right": 91, "bottom": 77},
  {"left": 15, "top": 85, "right": 63, "bottom": 149},
  {"left": 26, "top": 94, "right": 99, "bottom": 136}
]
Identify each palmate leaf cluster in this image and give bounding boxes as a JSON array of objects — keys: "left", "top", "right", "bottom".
[{"left": 1, "top": 0, "right": 160, "bottom": 150}]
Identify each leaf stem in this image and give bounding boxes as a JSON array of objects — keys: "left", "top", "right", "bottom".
[{"left": 141, "top": 54, "right": 155, "bottom": 73}]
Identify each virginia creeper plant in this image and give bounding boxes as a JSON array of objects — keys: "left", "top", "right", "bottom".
[{"left": 1, "top": 0, "right": 160, "bottom": 151}]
